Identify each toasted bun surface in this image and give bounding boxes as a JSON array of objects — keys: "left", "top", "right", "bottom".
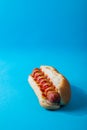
[{"left": 28, "top": 65, "right": 71, "bottom": 110}]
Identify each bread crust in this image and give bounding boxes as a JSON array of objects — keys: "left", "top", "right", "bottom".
[{"left": 28, "top": 65, "right": 71, "bottom": 109}]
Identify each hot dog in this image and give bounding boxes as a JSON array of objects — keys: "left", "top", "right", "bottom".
[{"left": 28, "top": 66, "right": 71, "bottom": 110}]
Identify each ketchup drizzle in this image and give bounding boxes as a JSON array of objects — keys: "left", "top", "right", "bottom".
[{"left": 32, "top": 68, "right": 58, "bottom": 99}]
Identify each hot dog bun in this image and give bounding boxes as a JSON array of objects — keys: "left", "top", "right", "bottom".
[{"left": 28, "top": 65, "right": 71, "bottom": 110}]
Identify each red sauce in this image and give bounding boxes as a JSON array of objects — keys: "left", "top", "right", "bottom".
[{"left": 32, "top": 68, "right": 60, "bottom": 103}]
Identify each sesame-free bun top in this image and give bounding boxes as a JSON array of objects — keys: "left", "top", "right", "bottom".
[{"left": 40, "top": 66, "right": 71, "bottom": 105}]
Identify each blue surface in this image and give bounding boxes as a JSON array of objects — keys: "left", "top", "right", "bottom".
[{"left": 0, "top": 0, "right": 87, "bottom": 130}]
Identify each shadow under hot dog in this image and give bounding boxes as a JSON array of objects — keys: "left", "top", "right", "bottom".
[{"left": 60, "top": 85, "right": 87, "bottom": 116}]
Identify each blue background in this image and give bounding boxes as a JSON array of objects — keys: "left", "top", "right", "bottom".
[{"left": 0, "top": 0, "right": 87, "bottom": 130}]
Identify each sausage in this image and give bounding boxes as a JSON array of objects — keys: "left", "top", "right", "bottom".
[
  {"left": 47, "top": 91, "right": 60, "bottom": 103},
  {"left": 32, "top": 68, "right": 60, "bottom": 103}
]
